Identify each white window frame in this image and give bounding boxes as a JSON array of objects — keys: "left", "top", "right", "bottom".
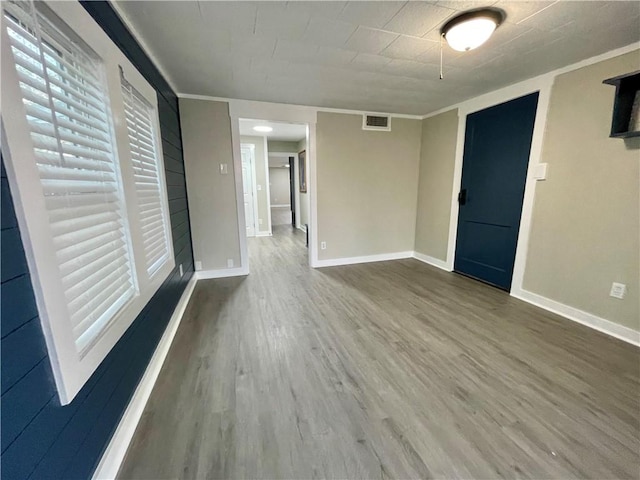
[{"left": 1, "top": 1, "right": 175, "bottom": 405}]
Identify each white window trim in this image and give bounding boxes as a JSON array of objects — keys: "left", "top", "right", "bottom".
[{"left": 1, "top": 1, "right": 174, "bottom": 405}]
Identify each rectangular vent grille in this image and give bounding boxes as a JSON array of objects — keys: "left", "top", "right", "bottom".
[{"left": 362, "top": 114, "right": 391, "bottom": 131}]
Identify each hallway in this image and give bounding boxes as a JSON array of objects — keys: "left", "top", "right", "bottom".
[
  {"left": 271, "top": 206, "right": 293, "bottom": 227},
  {"left": 118, "top": 227, "right": 639, "bottom": 479}
]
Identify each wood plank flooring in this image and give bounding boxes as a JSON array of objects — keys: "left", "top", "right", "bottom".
[{"left": 119, "top": 225, "right": 640, "bottom": 479}]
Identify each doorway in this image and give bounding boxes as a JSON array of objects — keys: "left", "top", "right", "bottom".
[
  {"left": 238, "top": 118, "right": 310, "bottom": 255},
  {"left": 268, "top": 153, "right": 295, "bottom": 227},
  {"left": 454, "top": 92, "right": 539, "bottom": 291}
]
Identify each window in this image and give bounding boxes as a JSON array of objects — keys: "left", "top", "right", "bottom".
[
  {"left": 5, "top": 1, "right": 136, "bottom": 356},
  {"left": 1, "top": 1, "right": 174, "bottom": 404},
  {"left": 120, "top": 74, "right": 171, "bottom": 276}
]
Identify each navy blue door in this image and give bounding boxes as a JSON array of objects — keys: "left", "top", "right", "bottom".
[{"left": 454, "top": 92, "right": 538, "bottom": 291}]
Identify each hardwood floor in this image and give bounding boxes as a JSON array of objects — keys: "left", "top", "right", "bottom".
[{"left": 119, "top": 226, "right": 640, "bottom": 479}]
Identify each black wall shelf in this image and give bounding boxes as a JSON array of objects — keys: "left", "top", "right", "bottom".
[{"left": 603, "top": 70, "right": 640, "bottom": 139}]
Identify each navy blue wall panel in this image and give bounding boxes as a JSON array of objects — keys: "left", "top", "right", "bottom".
[{"left": 1, "top": 1, "right": 194, "bottom": 478}]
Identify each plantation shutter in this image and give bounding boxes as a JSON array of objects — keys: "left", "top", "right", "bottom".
[
  {"left": 5, "top": 3, "right": 135, "bottom": 353},
  {"left": 120, "top": 75, "right": 170, "bottom": 276}
]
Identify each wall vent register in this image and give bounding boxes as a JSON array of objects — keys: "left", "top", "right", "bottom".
[{"left": 362, "top": 114, "right": 391, "bottom": 131}]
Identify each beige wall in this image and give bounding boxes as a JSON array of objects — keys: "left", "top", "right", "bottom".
[
  {"left": 297, "top": 137, "right": 310, "bottom": 229},
  {"left": 316, "top": 112, "right": 421, "bottom": 260},
  {"left": 240, "top": 135, "right": 270, "bottom": 234},
  {"left": 180, "top": 99, "right": 240, "bottom": 271},
  {"left": 414, "top": 109, "right": 459, "bottom": 261},
  {"left": 269, "top": 167, "right": 290, "bottom": 206},
  {"left": 523, "top": 50, "right": 639, "bottom": 330}
]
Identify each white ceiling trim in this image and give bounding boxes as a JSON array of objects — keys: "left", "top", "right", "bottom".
[
  {"left": 109, "top": 0, "right": 180, "bottom": 94},
  {"left": 422, "top": 41, "right": 640, "bottom": 119},
  {"left": 178, "top": 92, "right": 424, "bottom": 120}
]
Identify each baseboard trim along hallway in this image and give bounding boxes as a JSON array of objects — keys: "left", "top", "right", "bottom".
[
  {"left": 412, "top": 251, "right": 451, "bottom": 272},
  {"left": 92, "top": 274, "right": 198, "bottom": 480},
  {"left": 410, "top": 251, "right": 638, "bottom": 347},
  {"left": 314, "top": 251, "right": 414, "bottom": 268},
  {"left": 196, "top": 267, "right": 249, "bottom": 280},
  {"left": 512, "top": 289, "right": 640, "bottom": 347},
  {"left": 309, "top": 249, "right": 640, "bottom": 347}
]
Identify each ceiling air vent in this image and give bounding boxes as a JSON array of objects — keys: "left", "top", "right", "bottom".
[{"left": 362, "top": 114, "right": 391, "bottom": 131}]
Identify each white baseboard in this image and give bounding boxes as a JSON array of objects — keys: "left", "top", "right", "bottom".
[
  {"left": 92, "top": 274, "right": 198, "bottom": 480},
  {"left": 255, "top": 231, "right": 272, "bottom": 237},
  {"left": 196, "top": 266, "right": 249, "bottom": 280},
  {"left": 297, "top": 225, "right": 307, "bottom": 233},
  {"left": 315, "top": 251, "right": 413, "bottom": 268},
  {"left": 409, "top": 254, "right": 639, "bottom": 347},
  {"left": 512, "top": 289, "right": 640, "bottom": 347},
  {"left": 412, "top": 251, "right": 452, "bottom": 272},
  {"left": 271, "top": 204, "right": 291, "bottom": 208}
]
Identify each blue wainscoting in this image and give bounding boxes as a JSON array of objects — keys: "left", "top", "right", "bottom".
[{"left": 1, "top": 1, "right": 194, "bottom": 478}]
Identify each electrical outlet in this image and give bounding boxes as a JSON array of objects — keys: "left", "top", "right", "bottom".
[
  {"left": 195, "top": 261, "right": 202, "bottom": 271},
  {"left": 219, "top": 163, "right": 228, "bottom": 174},
  {"left": 179, "top": 264, "right": 183, "bottom": 276},
  {"left": 610, "top": 282, "right": 626, "bottom": 299},
  {"left": 227, "top": 258, "right": 234, "bottom": 268},
  {"left": 257, "top": 184, "right": 262, "bottom": 191},
  {"left": 321, "top": 241, "right": 327, "bottom": 250}
]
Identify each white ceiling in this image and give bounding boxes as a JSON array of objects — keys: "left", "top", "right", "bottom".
[
  {"left": 115, "top": 1, "right": 640, "bottom": 115},
  {"left": 239, "top": 118, "right": 307, "bottom": 141}
]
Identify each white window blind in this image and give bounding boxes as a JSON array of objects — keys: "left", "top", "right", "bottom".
[
  {"left": 120, "top": 75, "right": 170, "bottom": 276},
  {"left": 5, "top": 2, "right": 135, "bottom": 353}
]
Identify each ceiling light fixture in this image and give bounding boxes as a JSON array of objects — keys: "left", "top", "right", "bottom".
[
  {"left": 441, "top": 9, "right": 504, "bottom": 52},
  {"left": 253, "top": 126, "right": 273, "bottom": 133}
]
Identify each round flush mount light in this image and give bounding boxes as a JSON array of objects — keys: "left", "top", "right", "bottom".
[
  {"left": 441, "top": 9, "right": 504, "bottom": 52},
  {"left": 253, "top": 125, "right": 273, "bottom": 133}
]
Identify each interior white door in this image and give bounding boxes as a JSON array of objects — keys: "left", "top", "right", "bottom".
[{"left": 241, "top": 145, "right": 255, "bottom": 237}]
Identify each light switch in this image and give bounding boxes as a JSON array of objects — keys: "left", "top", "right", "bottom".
[
  {"left": 220, "top": 163, "right": 228, "bottom": 175},
  {"left": 610, "top": 282, "right": 626, "bottom": 299},
  {"left": 533, "top": 163, "right": 548, "bottom": 181}
]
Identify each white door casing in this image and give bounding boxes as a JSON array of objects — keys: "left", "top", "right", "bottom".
[{"left": 241, "top": 144, "right": 256, "bottom": 237}]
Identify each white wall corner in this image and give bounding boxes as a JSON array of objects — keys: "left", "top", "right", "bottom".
[
  {"left": 511, "top": 288, "right": 640, "bottom": 347},
  {"left": 412, "top": 251, "right": 452, "bottom": 272},
  {"left": 92, "top": 274, "right": 198, "bottom": 480}
]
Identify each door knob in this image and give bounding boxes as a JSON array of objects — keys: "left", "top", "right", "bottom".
[{"left": 458, "top": 189, "right": 467, "bottom": 205}]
